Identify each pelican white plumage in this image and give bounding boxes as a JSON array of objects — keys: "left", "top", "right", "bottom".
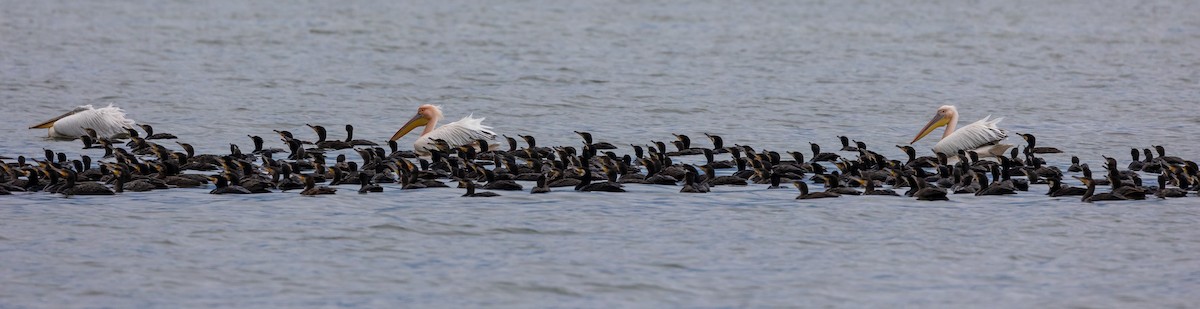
[
  {"left": 389, "top": 104, "right": 497, "bottom": 156},
  {"left": 29, "top": 104, "right": 136, "bottom": 140},
  {"left": 910, "top": 105, "right": 1012, "bottom": 157}
]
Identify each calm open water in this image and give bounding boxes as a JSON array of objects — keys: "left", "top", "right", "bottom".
[{"left": 2, "top": 0, "right": 1200, "bottom": 307}]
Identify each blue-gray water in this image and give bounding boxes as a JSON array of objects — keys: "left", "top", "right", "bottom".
[{"left": 3, "top": 0, "right": 1200, "bottom": 307}]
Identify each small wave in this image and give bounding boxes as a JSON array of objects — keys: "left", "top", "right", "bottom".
[
  {"left": 194, "top": 39, "right": 227, "bottom": 46},
  {"left": 422, "top": 230, "right": 485, "bottom": 236},
  {"left": 516, "top": 75, "right": 552, "bottom": 82},
  {"left": 583, "top": 282, "right": 693, "bottom": 295},
  {"left": 368, "top": 223, "right": 413, "bottom": 232},
  {"left": 346, "top": 82, "right": 392, "bottom": 89},
  {"left": 297, "top": 235, "right": 358, "bottom": 241},
  {"left": 645, "top": 107, "right": 705, "bottom": 114},
  {"left": 151, "top": 239, "right": 181, "bottom": 246},
  {"left": 488, "top": 227, "right": 578, "bottom": 235},
  {"left": 78, "top": 290, "right": 108, "bottom": 296},
  {"left": 492, "top": 281, "right": 583, "bottom": 297},
  {"left": 646, "top": 262, "right": 691, "bottom": 270}
]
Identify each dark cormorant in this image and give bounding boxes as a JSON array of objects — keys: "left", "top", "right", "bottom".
[
  {"left": 794, "top": 181, "right": 839, "bottom": 199},
  {"left": 209, "top": 174, "right": 252, "bottom": 194},
  {"left": 299, "top": 174, "right": 337, "bottom": 196},
  {"left": 459, "top": 178, "right": 500, "bottom": 197},
  {"left": 139, "top": 124, "right": 178, "bottom": 140},
  {"left": 1075, "top": 176, "right": 1126, "bottom": 203},
  {"left": 531, "top": 173, "right": 551, "bottom": 194}
]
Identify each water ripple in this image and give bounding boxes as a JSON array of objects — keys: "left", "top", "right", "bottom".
[{"left": 2, "top": 0, "right": 1200, "bottom": 308}]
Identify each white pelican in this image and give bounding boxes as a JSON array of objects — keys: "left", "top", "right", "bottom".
[
  {"left": 389, "top": 104, "right": 497, "bottom": 156},
  {"left": 910, "top": 105, "right": 1012, "bottom": 157},
  {"left": 29, "top": 104, "right": 136, "bottom": 140}
]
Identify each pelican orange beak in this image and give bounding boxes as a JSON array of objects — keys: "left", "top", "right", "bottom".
[
  {"left": 29, "top": 107, "right": 87, "bottom": 129},
  {"left": 910, "top": 112, "right": 949, "bottom": 144},
  {"left": 390, "top": 113, "right": 430, "bottom": 141},
  {"left": 29, "top": 119, "right": 57, "bottom": 129}
]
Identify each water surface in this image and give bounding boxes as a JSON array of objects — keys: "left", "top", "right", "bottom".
[{"left": 2, "top": 0, "right": 1200, "bottom": 307}]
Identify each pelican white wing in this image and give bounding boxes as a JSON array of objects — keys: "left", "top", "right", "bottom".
[
  {"left": 413, "top": 115, "right": 496, "bottom": 154},
  {"left": 932, "top": 116, "right": 1008, "bottom": 155},
  {"left": 33, "top": 104, "right": 136, "bottom": 140}
]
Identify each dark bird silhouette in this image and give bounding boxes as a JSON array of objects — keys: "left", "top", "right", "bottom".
[
  {"left": 1075, "top": 176, "right": 1126, "bottom": 203},
  {"left": 209, "top": 174, "right": 252, "bottom": 195},
  {"left": 299, "top": 174, "right": 337, "bottom": 196},
  {"left": 139, "top": 124, "right": 178, "bottom": 140},
  {"left": 530, "top": 173, "right": 551, "bottom": 194},
  {"left": 794, "top": 181, "right": 839, "bottom": 199},
  {"left": 459, "top": 178, "right": 500, "bottom": 197},
  {"left": 810, "top": 143, "right": 840, "bottom": 162}
]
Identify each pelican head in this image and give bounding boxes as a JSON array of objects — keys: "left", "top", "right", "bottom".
[
  {"left": 390, "top": 104, "right": 443, "bottom": 141},
  {"left": 910, "top": 105, "right": 958, "bottom": 144}
]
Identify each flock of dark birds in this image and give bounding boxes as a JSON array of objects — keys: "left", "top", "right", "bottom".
[{"left": 2, "top": 123, "right": 1198, "bottom": 203}]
